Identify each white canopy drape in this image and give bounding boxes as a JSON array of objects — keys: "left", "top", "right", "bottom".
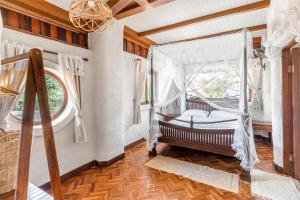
[
  {"left": 148, "top": 30, "right": 259, "bottom": 170},
  {"left": 58, "top": 53, "right": 87, "bottom": 143}
]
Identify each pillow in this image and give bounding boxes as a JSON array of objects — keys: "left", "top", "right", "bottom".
[
  {"left": 182, "top": 109, "right": 209, "bottom": 117},
  {"left": 209, "top": 110, "right": 237, "bottom": 120}
]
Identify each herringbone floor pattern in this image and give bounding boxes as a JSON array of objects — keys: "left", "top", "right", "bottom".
[{"left": 58, "top": 138, "right": 273, "bottom": 200}]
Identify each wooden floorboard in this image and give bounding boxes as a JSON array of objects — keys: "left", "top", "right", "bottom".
[{"left": 49, "top": 138, "right": 273, "bottom": 200}]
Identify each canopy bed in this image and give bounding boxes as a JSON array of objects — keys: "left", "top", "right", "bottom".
[
  {"left": 147, "top": 30, "right": 259, "bottom": 171},
  {"left": 157, "top": 99, "right": 238, "bottom": 157}
]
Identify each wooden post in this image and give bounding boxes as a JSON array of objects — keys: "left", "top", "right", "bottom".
[
  {"left": 149, "top": 48, "right": 157, "bottom": 156},
  {"left": 14, "top": 49, "right": 63, "bottom": 199},
  {"left": 15, "top": 55, "right": 37, "bottom": 200},
  {"left": 240, "top": 29, "right": 251, "bottom": 182}
]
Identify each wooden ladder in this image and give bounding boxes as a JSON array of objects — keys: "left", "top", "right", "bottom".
[{"left": 1, "top": 49, "right": 63, "bottom": 200}]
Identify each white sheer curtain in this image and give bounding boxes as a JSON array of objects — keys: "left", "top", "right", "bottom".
[
  {"left": 0, "top": 40, "right": 30, "bottom": 128},
  {"left": 248, "top": 58, "right": 264, "bottom": 120},
  {"left": 148, "top": 30, "right": 259, "bottom": 170},
  {"left": 58, "top": 53, "right": 87, "bottom": 143},
  {"left": 133, "top": 58, "right": 150, "bottom": 124}
]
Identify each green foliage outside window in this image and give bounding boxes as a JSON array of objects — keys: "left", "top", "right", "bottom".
[{"left": 12, "top": 73, "right": 65, "bottom": 121}]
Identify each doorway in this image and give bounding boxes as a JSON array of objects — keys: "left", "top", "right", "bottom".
[{"left": 282, "top": 41, "right": 300, "bottom": 180}]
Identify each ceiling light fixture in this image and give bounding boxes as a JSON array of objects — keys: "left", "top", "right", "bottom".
[{"left": 69, "top": 0, "right": 114, "bottom": 32}]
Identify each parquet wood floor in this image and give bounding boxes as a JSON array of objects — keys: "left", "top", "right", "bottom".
[{"left": 56, "top": 138, "right": 274, "bottom": 200}]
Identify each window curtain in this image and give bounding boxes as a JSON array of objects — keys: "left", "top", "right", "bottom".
[
  {"left": 133, "top": 58, "right": 149, "bottom": 124},
  {"left": 0, "top": 40, "right": 30, "bottom": 128},
  {"left": 58, "top": 53, "right": 87, "bottom": 143},
  {"left": 248, "top": 58, "right": 264, "bottom": 120}
]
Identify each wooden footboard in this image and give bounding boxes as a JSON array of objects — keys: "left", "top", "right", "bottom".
[{"left": 158, "top": 121, "right": 236, "bottom": 157}]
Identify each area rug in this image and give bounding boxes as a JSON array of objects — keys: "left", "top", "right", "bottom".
[
  {"left": 145, "top": 155, "right": 239, "bottom": 193},
  {"left": 251, "top": 169, "right": 300, "bottom": 200}
]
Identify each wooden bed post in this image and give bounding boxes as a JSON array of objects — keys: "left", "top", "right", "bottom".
[
  {"left": 240, "top": 29, "right": 251, "bottom": 182},
  {"left": 12, "top": 49, "right": 63, "bottom": 200},
  {"left": 149, "top": 48, "right": 157, "bottom": 156}
]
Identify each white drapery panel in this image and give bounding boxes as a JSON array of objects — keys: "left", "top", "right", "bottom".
[
  {"left": 133, "top": 58, "right": 150, "bottom": 124},
  {"left": 148, "top": 30, "right": 259, "bottom": 170},
  {"left": 248, "top": 58, "right": 264, "bottom": 120},
  {"left": 58, "top": 53, "right": 87, "bottom": 143},
  {"left": 0, "top": 40, "right": 30, "bottom": 127}
]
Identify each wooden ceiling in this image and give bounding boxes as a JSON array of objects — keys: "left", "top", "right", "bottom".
[
  {"left": 108, "top": 0, "right": 175, "bottom": 19},
  {"left": 138, "top": 0, "right": 270, "bottom": 36},
  {"left": 0, "top": 0, "right": 270, "bottom": 48}
]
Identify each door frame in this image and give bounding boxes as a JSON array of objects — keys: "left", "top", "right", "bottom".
[{"left": 282, "top": 39, "right": 297, "bottom": 176}]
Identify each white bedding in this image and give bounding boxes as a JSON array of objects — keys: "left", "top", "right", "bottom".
[{"left": 169, "top": 110, "right": 238, "bottom": 130}]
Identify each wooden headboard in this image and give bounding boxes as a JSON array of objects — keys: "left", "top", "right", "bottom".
[{"left": 185, "top": 99, "right": 216, "bottom": 112}]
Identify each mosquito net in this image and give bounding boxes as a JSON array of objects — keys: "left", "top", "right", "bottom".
[{"left": 148, "top": 30, "right": 259, "bottom": 170}]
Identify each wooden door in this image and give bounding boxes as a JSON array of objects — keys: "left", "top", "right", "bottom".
[{"left": 292, "top": 48, "right": 300, "bottom": 180}]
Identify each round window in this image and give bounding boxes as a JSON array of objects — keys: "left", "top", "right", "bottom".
[{"left": 11, "top": 70, "right": 67, "bottom": 124}]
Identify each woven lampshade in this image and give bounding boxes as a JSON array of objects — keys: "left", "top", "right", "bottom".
[{"left": 69, "top": 0, "right": 114, "bottom": 32}]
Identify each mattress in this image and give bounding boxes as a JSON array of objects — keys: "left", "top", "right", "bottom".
[{"left": 168, "top": 113, "right": 238, "bottom": 130}]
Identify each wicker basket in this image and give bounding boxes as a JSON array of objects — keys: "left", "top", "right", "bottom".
[{"left": 0, "top": 129, "right": 20, "bottom": 195}]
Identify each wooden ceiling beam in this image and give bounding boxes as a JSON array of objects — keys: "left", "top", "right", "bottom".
[
  {"left": 111, "top": 0, "right": 133, "bottom": 15},
  {"left": 139, "top": 0, "right": 270, "bottom": 36},
  {"left": 115, "top": 0, "right": 175, "bottom": 19},
  {"left": 134, "top": 0, "right": 152, "bottom": 10},
  {"left": 159, "top": 24, "right": 267, "bottom": 45},
  {"left": 124, "top": 26, "right": 156, "bottom": 48}
]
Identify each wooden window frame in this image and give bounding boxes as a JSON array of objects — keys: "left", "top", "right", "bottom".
[{"left": 10, "top": 69, "right": 68, "bottom": 125}]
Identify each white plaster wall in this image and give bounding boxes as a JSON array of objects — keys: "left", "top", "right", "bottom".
[
  {"left": 2, "top": 28, "right": 95, "bottom": 186},
  {"left": 89, "top": 21, "right": 125, "bottom": 161},
  {"left": 262, "top": 61, "right": 272, "bottom": 122},
  {"left": 122, "top": 52, "right": 150, "bottom": 146},
  {"left": 270, "top": 56, "right": 283, "bottom": 167}
]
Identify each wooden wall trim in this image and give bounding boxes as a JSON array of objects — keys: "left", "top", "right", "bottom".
[
  {"left": 40, "top": 152, "right": 127, "bottom": 191},
  {"left": 124, "top": 138, "right": 146, "bottom": 150},
  {"left": 39, "top": 161, "right": 96, "bottom": 191},
  {"left": 0, "top": 0, "right": 84, "bottom": 33},
  {"left": 95, "top": 153, "right": 126, "bottom": 167},
  {"left": 282, "top": 38, "right": 297, "bottom": 177},
  {"left": 1, "top": 8, "right": 88, "bottom": 48},
  {"left": 282, "top": 47, "right": 294, "bottom": 176}
]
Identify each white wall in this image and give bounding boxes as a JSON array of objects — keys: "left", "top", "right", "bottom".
[
  {"left": 270, "top": 56, "right": 283, "bottom": 166},
  {"left": 2, "top": 28, "right": 96, "bottom": 186},
  {"left": 89, "top": 26, "right": 151, "bottom": 158},
  {"left": 2, "top": 21, "right": 153, "bottom": 186},
  {"left": 262, "top": 61, "right": 272, "bottom": 122},
  {"left": 265, "top": 0, "right": 300, "bottom": 167},
  {"left": 89, "top": 21, "right": 126, "bottom": 161}
]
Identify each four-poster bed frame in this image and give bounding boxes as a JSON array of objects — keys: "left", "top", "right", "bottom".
[
  {"left": 1, "top": 49, "right": 63, "bottom": 199},
  {"left": 149, "top": 30, "right": 250, "bottom": 160},
  {"left": 153, "top": 99, "right": 237, "bottom": 157}
]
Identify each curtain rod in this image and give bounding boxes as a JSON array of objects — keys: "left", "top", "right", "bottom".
[{"left": 43, "top": 50, "right": 89, "bottom": 62}]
